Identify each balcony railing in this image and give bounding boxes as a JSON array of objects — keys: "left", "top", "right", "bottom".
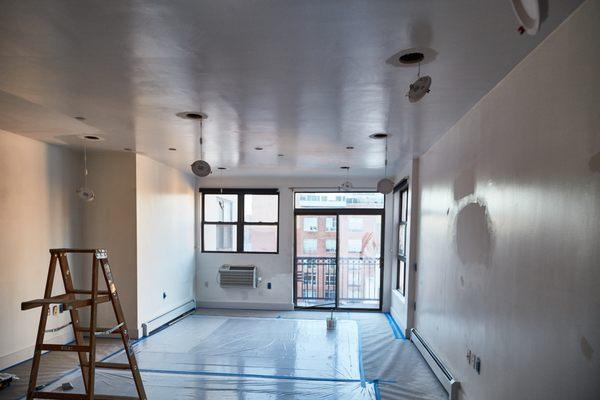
[{"left": 295, "top": 256, "right": 380, "bottom": 309}]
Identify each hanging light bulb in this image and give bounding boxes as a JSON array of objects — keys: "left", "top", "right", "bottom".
[
  {"left": 76, "top": 138, "right": 95, "bottom": 202},
  {"left": 407, "top": 61, "right": 432, "bottom": 103},
  {"left": 376, "top": 135, "right": 394, "bottom": 194},
  {"left": 190, "top": 114, "right": 212, "bottom": 177},
  {"left": 339, "top": 166, "right": 353, "bottom": 191}
]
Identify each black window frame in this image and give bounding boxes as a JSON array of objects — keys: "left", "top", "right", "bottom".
[
  {"left": 200, "top": 188, "right": 279, "bottom": 254},
  {"left": 394, "top": 180, "right": 409, "bottom": 296}
]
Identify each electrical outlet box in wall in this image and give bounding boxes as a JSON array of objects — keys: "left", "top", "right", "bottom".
[{"left": 474, "top": 357, "right": 481, "bottom": 374}]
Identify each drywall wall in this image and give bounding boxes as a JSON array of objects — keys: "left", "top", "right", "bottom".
[
  {"left": 135, "top": 155, "right": 195, "bottom": 328},
  {"left": 414, "top": 1, "right": 600, "bottom": 399},
  {"left": 196, "top": 176, "right": 393, "bottom": 311},
  {"left": 81, "top": 152, "right": 139, "bottom": 337},
  {"left": 0, "top": 129, "right": 82, "bottom": 369}
]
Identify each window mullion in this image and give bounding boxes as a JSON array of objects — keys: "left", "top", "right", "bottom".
[{"left": 237, "top": 194, "right": 245, "bottom": 252}]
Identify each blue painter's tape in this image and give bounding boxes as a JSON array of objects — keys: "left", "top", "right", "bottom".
[
  {"left": 138, "top": 367, "right": 369, "bottom": 384},
  {"left": 373, "top": 379, "right": 382, "bottom": 400},
  {"left": 384, "top": 313, "right": 406, "bottom": 340},
  {"left": 356, "top": 320, "right": 366, "bottom": 388}
]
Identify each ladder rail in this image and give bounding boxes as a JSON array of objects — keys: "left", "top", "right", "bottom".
[{"left": 22, "top": 249, "right": 147, "bottom": 400}]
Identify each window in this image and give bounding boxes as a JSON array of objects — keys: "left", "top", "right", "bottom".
[
  {"left": 201, "top": 189, "right": 279, "bottom": 253},
  {"left": 347, "top": 239, "right": 362, "bottom": 253},
  {"left": 295, "top": 192, "right": 384, "bottom": 209},
  {"left": 395, "top": 180, "right": 409, "bottom": 295},
  {"left": 325, "top": 272, "right": 336, "bottom": 286},
  {"left": 325, "top": 217, "right": 336, "bottom": 232},
  {"left": 348, "top": 217, "right": 363, "bottom": 231},
  {"left": 325, "top": 239, "right": 336, "bottom": 253},
  {"left": 303, "top": 239, "right": 318, "bottom": 254},
  {"left": 304, "top": 271, "right": 316, "bottom": 285},
  {"left": 303, "top": 217, "right": 318, "bottom": 232}
]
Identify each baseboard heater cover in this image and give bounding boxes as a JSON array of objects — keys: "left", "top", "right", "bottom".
[
  {"left": 410, "top": 328, "right": 460, "bottom": 400},
  {"left": 141, "top": 299, "right": 196, "bottom": 337}
]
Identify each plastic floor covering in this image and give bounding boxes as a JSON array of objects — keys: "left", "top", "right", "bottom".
[{"left": 11, "top": 310, "right": 447, "bottom": 399}]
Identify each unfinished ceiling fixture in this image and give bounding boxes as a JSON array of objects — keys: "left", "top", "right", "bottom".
[
  {"left": 75, "top": 116, "right": 86, "bottom": 121},
  {"left": 76, "top": 137, "right": 95, "bottom": 202},
  {"left": 82, "top": 135, "right": 101, "bottom": 141},
  {"left": 217, "top": 167, "right": 227, "bottom": 170},
  {"left": 511, "top": 0, "right": 540, "bottom": 35},
  {"left": 339, "top": 166, "right": 353, "bottom": 191},
  {"left": 398, "top": 52, "right": 425, "bottom": 65},
  {"left": 371, "top": 133, "right": 394, "bottom": 194},
  {"left": 255, "top": 146, "right": 264, "bottom": 151},
  {"left": 346, "top": 146, "right": 354, "bottom": 150},
  {"left": 168, "top": 147, "right": 177, "bottom": 151},
  {"left": 178, "top": 112, "right": 212, "bottom": 177},
  {"left": 407, "top": 61, "right": 432, "bottom": 103}
]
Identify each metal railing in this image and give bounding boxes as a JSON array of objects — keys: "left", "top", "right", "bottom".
[{"left": 295, "top": 257, "right": 380, "bottom": 307}]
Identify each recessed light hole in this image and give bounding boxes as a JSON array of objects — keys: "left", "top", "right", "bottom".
[
  {"left": 83, "top": 135, "right": 101, "bottom": 140},
  {"left": 217, "top": 167, "right": 226, "bottom": 170},
  {"left": 176, "top": 111, "right": 208, "bottom": 120},
  {"left": 346, "top": 146, "right": 354, "bottom": 150},
  {"left": 255, "top": 147, "right": 263, "bottom": 151},
  {"left": 369, "top": 133, "right": 388, "bottom": 139},
  {"left": 168, "top": 147, "right": 177, "bottom": 151},
  {"left": 399, "top": 52, "right": 425, "bottom": 64}
]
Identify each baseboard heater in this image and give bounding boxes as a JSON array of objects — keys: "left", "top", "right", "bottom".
[
  {"left": 410, "top": 328, "right": 460, "bottom": 400},
  {"left": 219, "top": 265, "right": 258, "bottom": 288},
  {"left": 141, "top": 299, "right": 196, "bottom": 337}
]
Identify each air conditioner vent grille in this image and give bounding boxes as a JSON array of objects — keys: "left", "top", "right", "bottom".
[{"left": 219, "top": 265, "right": 257, "bottom": 288}]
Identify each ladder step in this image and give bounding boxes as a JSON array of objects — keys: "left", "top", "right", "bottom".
[
  {"left": 38, "top": 344, "right": 91, "bottom": 352},
  {"left": 70, "top": 289, "right": 110, "bottom": 295},
  {"left": 75, "top": 324, "right": 123, "bottom": 334},
  {"left": 21, "top": 295, "right": 111, "bottom": 310},
  {"left": 32, "top": 391, "right": 141, "bottom": 400},
  {"left": 82, "top": 361, "right": 132, "bottom": 370}
]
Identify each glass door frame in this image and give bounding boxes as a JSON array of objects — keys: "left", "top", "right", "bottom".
[{"left": 293, "top": 207, "right": 385, "bottom": 311}]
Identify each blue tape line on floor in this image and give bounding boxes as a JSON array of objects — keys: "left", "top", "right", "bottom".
[
  {"left": 373, "top": 379, "right": 382, "bottom": 400},
  {"left": 138, "top": 367, "right": 372, "bottom": 384},
  {"left": 356, "top": 320, "right": 366, "bottom": 387},
  {"left": 384, "top": 313, "right": 406, "bottom": 340}
]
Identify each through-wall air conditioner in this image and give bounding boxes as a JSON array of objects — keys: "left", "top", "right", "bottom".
[{"left": 219, "top": 265, "right": 258, "bottom": 288}]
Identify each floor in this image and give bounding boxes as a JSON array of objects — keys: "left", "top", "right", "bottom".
[
  {"left": 0, "top": 309, "right": 447, "bottom": 399},
  {"left": 0, "top": 338, "right": 122, "bottom": 400}
]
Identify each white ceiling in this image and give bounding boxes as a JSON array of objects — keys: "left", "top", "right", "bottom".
[{"left": 0, "top": 0, "right": 583, "bottom": 177}]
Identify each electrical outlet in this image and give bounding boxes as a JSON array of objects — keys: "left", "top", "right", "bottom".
[
  {"left": 267, "top": 282, "right": 272, "bottom": 289},
  {"left": 162, "top": 292, "right": 167, "bottom": 299},
  {"left": 474, "top": 357, "right": 481, "bottom": 374},
  {"left": 59, "top": 304, "right": 65, "bottom": 313}
]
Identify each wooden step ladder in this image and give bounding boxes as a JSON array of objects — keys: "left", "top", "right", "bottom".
[{"left": 21, "top": 249, "right": 147, "bottom": 400}]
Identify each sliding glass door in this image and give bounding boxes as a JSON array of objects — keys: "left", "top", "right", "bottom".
[
  {"left": 337, "top": 214, "right": 382, "bottom": 309},
  {"left": 295, "top": 215, "right": 337, "bottom": 308},
  {"left": 293, "top": 192, "right": 384, "bottom": 310}
]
